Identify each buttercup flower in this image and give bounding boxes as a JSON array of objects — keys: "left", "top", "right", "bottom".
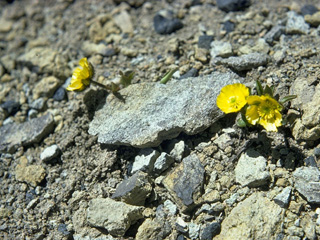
[
  {"left": 245, "top": 95, "right": 282, "bottom": 132},
  {"left": 66, "top": 58, "right": 94, "bottom": 91},
  {"left": 217, "top": 83, "right": 249, "bottom": 113}
]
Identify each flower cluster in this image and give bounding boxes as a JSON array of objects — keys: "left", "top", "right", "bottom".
[{"left": 217, "top": 82, "right": 295, "bottom": 132}]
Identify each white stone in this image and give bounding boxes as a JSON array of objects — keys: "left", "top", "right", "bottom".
[
  {"left": 235, "top": 149, "right": 270, "bottom": 187},
  {"left": 40, "top": 144, "right": 61, "bottom": 163}
]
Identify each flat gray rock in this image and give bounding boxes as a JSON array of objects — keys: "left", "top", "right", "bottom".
[
  {"left": 89, "top": 72, "right": 243, "bottom": 148},
  {"left": 293, "top": 167, "right": 320, "bottom": 204},
  {"left": 215, "top": 193, "right": 283, "bottom": 240},
  {"left": 216, "top": 52, "right": 269, "bottom": 71},
  {"left": 0, "top": 113, "right": 55, "bottom": 153}
]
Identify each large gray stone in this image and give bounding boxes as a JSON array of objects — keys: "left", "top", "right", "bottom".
[
  {"left": 87, "top": 198, "right": 143, "bottom": 237},
  {"left": 88, "top": 72, "right": 243, "bottom": 148},
  {"left": 215, "top": 193, "right": 283, "bottom": 240},
  {"left": 293, "top": 167, "right": 320, "bottom": 203},
  {"left": 235, "top": 149, "right": 271, "bottom": 187},
  {"left": 215, "top": 53, "right": 269, "bottom": 72},
  {"left": 163, "top": 154, "right": 205, "bottom": 212},
  {"left": 0, "top": 113, "right": 55, "bottom": 153}
]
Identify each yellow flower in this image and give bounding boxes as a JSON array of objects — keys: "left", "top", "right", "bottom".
[
  {"left": 217, "top": 83, "right": 249, "bottom": 113},
  {"left": 66, "top": 58, "right": 94, "bottom": 91},
  {"left": 245, "top": 95, "right": 282, "bottom": 132}
]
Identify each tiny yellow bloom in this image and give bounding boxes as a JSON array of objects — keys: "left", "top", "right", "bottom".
[
  {"left": 245, "top": 95, "right": 282, "bottom": 132},
  {"left": 66, "top": 58, "right": 94, "bottom": 91},
  {"left": 217, "top": 83, "right": 249, "bottom": 113}
]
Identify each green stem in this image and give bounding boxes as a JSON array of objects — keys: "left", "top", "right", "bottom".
[
  {"left": 160, "top": 68, "right": 178, "bottom": 84},
  {"left": 91, "top": 80, "right": 112, "bottom": 91}
]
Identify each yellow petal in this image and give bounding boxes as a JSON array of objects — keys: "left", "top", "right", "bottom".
[
  {"left": 245, "top": 105, "right": 260, "bottom": 125},
  {"left": 66, "top": 79, "right": 85, "bottom": 91},
  {"left": 247, "top": 95, "right": 263, "bottom": 105}
]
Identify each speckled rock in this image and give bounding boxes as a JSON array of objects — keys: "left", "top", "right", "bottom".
[
  {"left": 0, "top": 113, "right": 55, "bottom": 153},
  {"left": 163, "top": 154, "right": 205, "bottom": 212},
  {"left": 290, "top": 78, "right": 320, "bottom": 141},
  {"left": 293, "top": 167, "right": 320, "bottom": 204},
  {"left": 87, "top": 198, "right": 143, "bottom": 237},
  {"left": 215, "top": 193, "right": 283, "bottom": 240},
  {"left": 235, "top": 149, "right": 271, "bottom": 187},
  {"left": 286, "top": 11, "right": 309, "bottom": 35},
  {"left": 89, "top": 72, "right": 243, "bottom": 148}
]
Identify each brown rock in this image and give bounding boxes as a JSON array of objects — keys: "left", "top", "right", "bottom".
[{"left": 15, "top": 157, "right": 46, "bottom": 187}]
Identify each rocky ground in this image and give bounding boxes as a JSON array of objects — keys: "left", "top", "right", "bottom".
[{"left": 1, "top": 0, "right": 320, "bottom": 239}]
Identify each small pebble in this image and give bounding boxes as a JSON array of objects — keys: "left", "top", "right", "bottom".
[
  {"left": 198, "top": 35, "right": 214, "bottom": 50},
  {"left": 216, "top": 0, "right": 251, "bottom": 12},
  {"left": 153, "top": 14, "right": 183, "bottom": 34},
  {"left": 53, "top": 87, "right": 67, "bottom": 101},
  {"left": 1, "top": 100, "right": 20, "bottom": 116}
]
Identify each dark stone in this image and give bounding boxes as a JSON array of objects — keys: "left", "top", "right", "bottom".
[
  {"left": 200, "top": 222, "right": 221, "bottom": 240},
  {"left": 191, "top": 0, "right": 202, "bottom": 7},
  {"left": 57, "top": 224, "right": 70, "bottom": 236},
  {"left": 105, "top": 47, "right": 117, "bottom": 57},
  {"left": 177, "top": 235, "right": 186, "bottom": 240},
  {"left": 223, "top": 20, "right": 235, "bottom": 33},
  {"left": 53, "top": 87, "right": 67, "bottom": 101},
  {"left": 304, "top": 156, "right": 317, "bottom": 167},
  {"left": 1, "top": 100, "right": 20, "bottom": 116},
  {"left": 25, "top": 189, "right": 36, "bottom": 202},
  {"left": 154, "top": 14, "right": 183, "bottom": 35},
  {"left": 0, "top": 113, "right": 55, "bottom": 153},
  {"left": 198, "top": 35, "right": 214, "bottom": 50},
  {"left": 217, "top": 0, "right": 251, "bottom": 12},
  {"left": 180, "top": 68, "right": 198, "bottom": 80},
  {"left": 301, "top": 4, "right": 318, "bottom": 16},
  {"left": 264, "top": 25, "right": 285, "bottom": 44},
  {"left": 111, "top": 171, "right": 152, "bottom": 206},
  {"left": 314, "top": 148, "right": 320, "bottom": 157},
  {"left": 163, "top": 154, "right": 205, "bottom": 212}
]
